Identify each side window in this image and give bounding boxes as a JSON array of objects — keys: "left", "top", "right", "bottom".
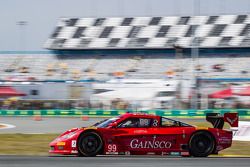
[
  {"left": 118, "top": 118, "right": 139, "bottom": 128},
  {"left": 139, "top": 118, "right": 151, "bottom": 127},
  {"left": 118, "top": 118, "right": 152, "bottom": 128},
  {"left": 161, "top": 117, "right": 180, "bottom": 127}
]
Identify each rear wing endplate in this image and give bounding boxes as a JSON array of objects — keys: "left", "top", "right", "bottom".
[{"left": 206, "top": 112, "right": 238, "bottom": 129}]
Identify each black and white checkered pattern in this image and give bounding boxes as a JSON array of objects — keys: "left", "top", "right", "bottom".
[{"left": 44, "top": 15, "right": 250, "bottom": 49}]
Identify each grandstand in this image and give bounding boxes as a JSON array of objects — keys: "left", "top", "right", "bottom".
[
  {"left": 1, "top": 14, "right": 250, "bottom": 110},
  {"left": 1, "top": 54, "right": 250, "bottom": 81},
  {"left": 44, "top": 15, "right": 250, "bottom": 49},
  {"left": 1, "top": 14, "right": 250, "bottom": 81}
]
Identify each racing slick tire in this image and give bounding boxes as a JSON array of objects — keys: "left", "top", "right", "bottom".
[
  {"left": 188, "top": 131, "right": 215, "bottom": 157},
  {"left": 78, "top": 131, "right": 103, "bottom": 157}
]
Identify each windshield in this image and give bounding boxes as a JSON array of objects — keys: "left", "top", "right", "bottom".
[
  {"left": 161, "top": 117, "right": 192, "bottom": 127},
  {"left": 93, "top": 117, "right": 119, "bottom": 128}
]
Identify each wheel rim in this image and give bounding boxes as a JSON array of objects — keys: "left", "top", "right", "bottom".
[
  {"left": 191, "top": 133, "right": 214, "bottom": 155},
  {"left": 194, "top": 136, "right": 211, "bottom": 153},
  {"left": 81, "top": 135, "right": 99, "bottom": 154}
]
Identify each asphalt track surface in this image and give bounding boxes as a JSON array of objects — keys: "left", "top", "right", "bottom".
[
  {"left": 0, "top": 156, "right": 249, "bottom": 167},
  {"left": 0, "top": 117, "right": 102, "bottom": 133}
]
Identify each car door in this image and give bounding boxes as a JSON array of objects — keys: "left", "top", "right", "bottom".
[
  {"left": 113, "top": 117, "right": 153, "bottom": 154},
  {"left": 148, "top": 117, "right": 194, "bottom": 153},
  {"left": 127, "top": 116, "right": 179, "bottom": 154}
]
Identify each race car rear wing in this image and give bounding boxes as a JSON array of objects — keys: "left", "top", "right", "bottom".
[{"left": 206, "top": 113, "right": 238, "bottom": 129}]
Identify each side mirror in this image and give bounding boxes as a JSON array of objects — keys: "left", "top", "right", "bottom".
[{"left": 109, "top": 122, "right": 118, "bottom": 128}]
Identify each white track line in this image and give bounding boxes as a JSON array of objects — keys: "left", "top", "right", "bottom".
[{"left": 0, "top": 123, "right": 16, "bottom": 129}]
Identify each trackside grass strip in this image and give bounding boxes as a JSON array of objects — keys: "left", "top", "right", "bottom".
[{"left": 0, "top": 134, "right": 58, "bottom": 155}]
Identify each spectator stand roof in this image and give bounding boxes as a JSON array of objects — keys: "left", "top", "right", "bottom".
[
  {"left": 0, "top": 86, "right": 26, "bottom": 97},
  {"left": 45, "top": 15, "right": 250, "bottom": 50}
]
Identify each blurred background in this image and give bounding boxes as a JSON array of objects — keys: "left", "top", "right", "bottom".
[
  {"left": 0, "top": 0, "right": 250, "bottom": 157},
  {"left": 0, "top": 0, "right": 250, "bottom": 111}
]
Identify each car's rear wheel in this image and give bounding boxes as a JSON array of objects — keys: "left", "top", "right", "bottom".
[
  {"left": 189, "top": 131, "right": 215, "bottom": 157},
  {"left": 78, "top": 131, "right": 103, "bottom": 157}
]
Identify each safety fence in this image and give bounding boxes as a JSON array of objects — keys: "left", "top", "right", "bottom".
[{"left": 0, "top": 109, "right": 250, "bottom": 118}]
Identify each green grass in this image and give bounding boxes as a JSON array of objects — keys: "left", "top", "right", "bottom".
[
  {"left": 220, "top": 141, "right": 250, "bottom": 156},
  {"left": 0, "top": 134, "right": 58, "bottom": 155}
]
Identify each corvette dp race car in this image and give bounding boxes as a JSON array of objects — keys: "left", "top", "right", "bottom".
[{"left": 49, "top": 112, "right": 238, "bottom": 157}]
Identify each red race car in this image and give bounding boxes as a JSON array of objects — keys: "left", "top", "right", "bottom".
[{"left": 49, "top": 112, "right": 238, "bottom": 157}]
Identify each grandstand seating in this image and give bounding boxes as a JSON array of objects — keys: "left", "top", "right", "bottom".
[
  {"left": 1, "top": 54, "right": 250, "bottom": 80},
  {"left": 1, "top": 14, "right": 250, "bottom": 81}
]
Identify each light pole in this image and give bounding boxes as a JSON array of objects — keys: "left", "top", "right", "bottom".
[
  {"left": 191, "top": 0, "right": 200, "bottom": 109},
  {"left": 174, "top": 44, "right": 183, "bottom": 109},
  {"left": 173, "top": 44, "right": 183, "bottom": 78},
  {"left": 17, "top": 21, "right": 28, "bottom": 52}
]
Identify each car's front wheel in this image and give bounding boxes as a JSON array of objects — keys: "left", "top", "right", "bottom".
[
  {"left": 189, "top": 131, "right": 215, "bottom": 157},
  {"left": 78, "top": 131, "right": 103, "bottom": 157}
]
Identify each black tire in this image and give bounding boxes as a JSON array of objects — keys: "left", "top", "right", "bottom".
[
  {"left": 77, "top": 131, "right": 103, "bottom": 157},
  {"left": 189, "top": 131, "right": 215, "bottom": 157}
]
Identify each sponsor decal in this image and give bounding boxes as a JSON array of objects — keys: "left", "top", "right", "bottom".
[
  {"left": 218, "top": 137, "right": 231, "bottom": 144},
  {"left": 134, "top": 130, "right": 147, "bottom": 134},
  {"left": 71, "top": 150, "right": 78, "bottom": 154},
  {"left": 71, "top": 140, "right": 76, "bottom": 148},
  {"left": 130, "top": 137, "right": 172, "bottom": 149},
  {"left": 181, "top": 152, "right": 189, "bottom": 156},
  {"left": 226, "top": 117, "right": 238, "bottom": 125},
  {"left": 106, "top": 144, "right": 118, "bottom": 154},
  {"left": 106, "top": 152, "right": 118, "bottom": 155},
  {"left": 107, "top": 144, "right": 117, "bottom": 152},
  {"left": 161, "top": 152, "right": 169, "bottom": 155},
  {"left": 170, "top": 152, "right": 180, "bottom": 156},
  {"left": 224, "top": 113, "right": 238, "bottom": 127},
  {"left": 140, "top": 119, "right": 150, "bottom": 126},
  {"left": 147, "top": 152, "right": 155, "bottom": 155},
  {"left": 152, "top": 119, "right": 158, "bottom": 127}
]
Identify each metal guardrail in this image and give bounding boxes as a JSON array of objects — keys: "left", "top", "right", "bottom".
[{"left": 0, "top": 109, "right": 250, "bottom": 118}]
